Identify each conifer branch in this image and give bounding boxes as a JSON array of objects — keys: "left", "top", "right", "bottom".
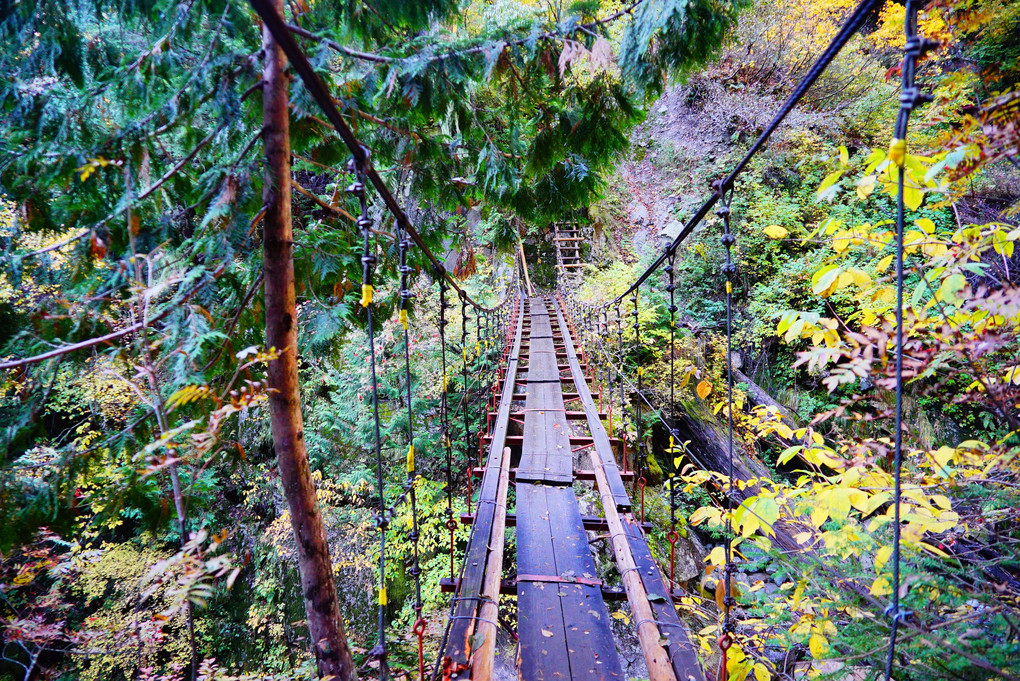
[
  {"left": 0, "top": 276, "right": 211, "bottom": 371},
  {"left": 283, "top": 0, "right": 645, "bottom": 67}
]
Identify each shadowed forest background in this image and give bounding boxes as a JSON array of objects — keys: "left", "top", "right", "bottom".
[{"left": 1, "top": 0, "right": 1020, "bottom": 680}]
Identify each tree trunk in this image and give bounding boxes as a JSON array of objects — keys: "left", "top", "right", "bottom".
[
  {"left": 733, "top": 368, "right": 801, "bottom": 431},
  {"left": 673, "top": 411, "right": 805, "bottom": 554},
  {"left": 262, "top": 9, "right": 356, "bottom": 679}
]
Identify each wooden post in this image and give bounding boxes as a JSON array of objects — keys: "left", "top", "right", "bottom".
[
  {"left": 470, "top": 447, "right": 512, "bottom": 680},
  {"left": 587, "top": 450, "right": 678, "bottom": 681},
  {"left": 262, "top": 5, "right": 355, "bottom": 678},
  {"left": 519, "top": 241, "right": 533, "bottom": 297}
]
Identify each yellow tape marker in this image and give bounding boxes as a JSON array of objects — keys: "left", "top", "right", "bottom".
[
  {"left": 406, "top": 444, "right": 415, "bottom": 473},
  {"left": 379, "top": 587, "right": 387, "bottom": 606},
  {"left": 638, "top": 367, "right": 644, "bottom": 377},
  {"left": 399, "top": 309, "right": 408, "bottom": 329},
  {"left": 361, "top": 284, "right": 374, "bottom": 308},
  {"left": 888, "top": 138, "right": 906, "bottom": 168},
  {"left": 726, "top": 281, "right": 732, "bottom": 294}
]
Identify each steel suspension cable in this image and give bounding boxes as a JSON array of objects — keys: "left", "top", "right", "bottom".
[
  {"left": 715, "top": 180, "right": 738, "bottom": 671},
  {"left": 395, "top": 213, "right": 426, "bottom": 680},
  {"left": 633, "top": 289, "right": 646, "bottom": 522},
  {"left": 616, "top": 302, "right": 628, "bottom": 473},
  {"left": 248, "top": 0, "right": 515, "bottom": 316},
  {"left": 461, "top": 293, "right": 472, "bottom": 512},
  {"left": 886, "top": 1, "right": 934, "bottom": 677},
  {"left": 607, "top": 0, "right": 883, "bottom": 305},
  {"left": 665, "top": 246, "right": 680, "bottom": 587},
  {"left": 350, "top": 154, "right": 390, "bottom": 679},
  {"left": 439, "top": 276, "right": 457, "bottom": 580}
]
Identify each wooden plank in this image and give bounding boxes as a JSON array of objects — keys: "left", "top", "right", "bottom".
[
  {"left": 516, "top": 298, "right": 572, "bottom": 484},
  {"left": 482, "top": 434, "right": 622, "bottom": 447},
  {"left": 469, "top": 467, "right": 632, "bottom": 482},
  {"left": 584, "top": 449, "right": 678, "bottom": 681},
  {"left": 459, "top": 512, "right": 651, "bottom": 532},
  {"left": 516, "top": 485, "right": 624, "bottom": 681},
  {"left": 519, "top": 241, "right": 534, "bottom": 297},
  {"left": 546, "top": 485, "right": 624, "bottom": 681},
  {"left": 471, "top": 447, "right": 512, "bottom": 680},
  {"left": 441, "top": 300, "right": 524, "bottom": 676},
  {"left": 552, "top": 298, "right": 631, "bottom": 511},
  {"left": 622, "top": 518, "right": 705, "bottom": 681},
  {"left": 516, "top": 485, "right": 570, "bottom": 681},
  {"left": 440, "top": 577, "right": 632, "bottom": 602}
]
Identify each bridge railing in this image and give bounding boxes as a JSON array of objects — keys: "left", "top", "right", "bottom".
[{"left": 560, "top": 0, "right": 929, "bottom": 676}]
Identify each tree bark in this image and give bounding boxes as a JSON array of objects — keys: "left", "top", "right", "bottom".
[
  {"left": 673, "top": 411, "right": 805, "bottom": 554},
  {"left": 733, "top": 368, "right": 801, "bottom": 431},
  {"left": 262, "top": 9, "right": 356, "bottom": 679}
]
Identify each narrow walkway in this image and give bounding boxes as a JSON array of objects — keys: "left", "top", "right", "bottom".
[
  {"left": 516, "top": 297, "right": 623, "bottom": 680},
  {"left": 440, "top": 295, "right": 705, "bottom": 681}
]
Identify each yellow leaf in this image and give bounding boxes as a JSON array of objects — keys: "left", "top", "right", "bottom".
[
  {"left": 809, "top": 633, "right": 828, "bottom": 658},
  {"left": 839, "top": 145, "right": 849, "bottom": 167},
  {"left": 811, "top": 265, "right": 840, "bottom": 297},
  {"left": 935, "top": 273, "right": 967, "bottom": 304},
  {"left": 876, "top": 254, "right": 894, "bottom": 272},
  {"left": 848, "top": 268, "right": 872, "bottom": 288},
  {"left": 992, "top": 230, "right": 1015, "bottom": 258},
  {"left": 915, "top": 217, "right": 936, "bottom": 234},
  {"left": 817, "top": 169, "right": 844, "bottom": 199},
  {"left": 875, "top": 545, "right": 893, "bottom": 569},
  {"left": 754, "top": 662, "right": 771, "bottom": 681},
  {"left": 774, "top": 423, "right": 794, "bottom": 440},
  {"left": 705, "top": 545, "right": 727, "bottom": 565},
  {"left": 832, "top": 231, "right": 852, "bottom": 253},
  {"left": 873, "top": 286, "right": 895, "bottom": 304},
  {"left": 919, "top": 541, "right": 951, "bottom": 559},
  {"left": 763, "top": 224, "right": 789, "bottom": 239},
  {"left": 903, "top": 176, "right": 924, "bottom": 211},
  {"left": 870, "top": 576, "right": 892, "bottom": 596},
  {"left": 857, "top": 175, "right": 877, "bottom": 199},
  {"left": 696, "top": 380, "right": 712, "bottom": 400}
]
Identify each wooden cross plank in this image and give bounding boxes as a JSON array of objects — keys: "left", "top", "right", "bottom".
[
  {"left": 516, "top": 298, "right": 573, "bottom": 485},
  {"left": 622, "top": 518, "right": 705, "bottom": 681}
]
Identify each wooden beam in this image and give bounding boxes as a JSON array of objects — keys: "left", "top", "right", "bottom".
[
  {"left": 586, "top": 450, "right": 677, "bottom": 681},
  {"left": 518, "top": 241, "right": 533, "bottom": 297},
  {"left": 440, "top": 578, "right": 636, "bottom": 602},
  {"left": 469, "top": 466, "right": 632, "bottom": 481},
  {"left": 471, "top": 447, "right": 511, "bottom": 681}
]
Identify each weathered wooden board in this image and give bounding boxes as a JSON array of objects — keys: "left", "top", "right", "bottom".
[
  {"left": 441, "top": 300, "right": 523, "bottom": 677},
  {"left": 516, "top": 484, "right": 624, "bottom": 681},
  {"left": 551, "top": 298, "right": 631, "bottom": 510}
]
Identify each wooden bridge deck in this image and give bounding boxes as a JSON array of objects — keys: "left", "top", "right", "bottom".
[{"left": 440, "top": 295, "right": 705, "bottom": 681}]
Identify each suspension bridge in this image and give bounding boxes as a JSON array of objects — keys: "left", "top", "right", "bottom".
[
  {"left": 246, "top": 0, "right": 930, "bottom": 678},
  {"left": 436, "top": 294, "right": 702, "bottom": 681}
]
